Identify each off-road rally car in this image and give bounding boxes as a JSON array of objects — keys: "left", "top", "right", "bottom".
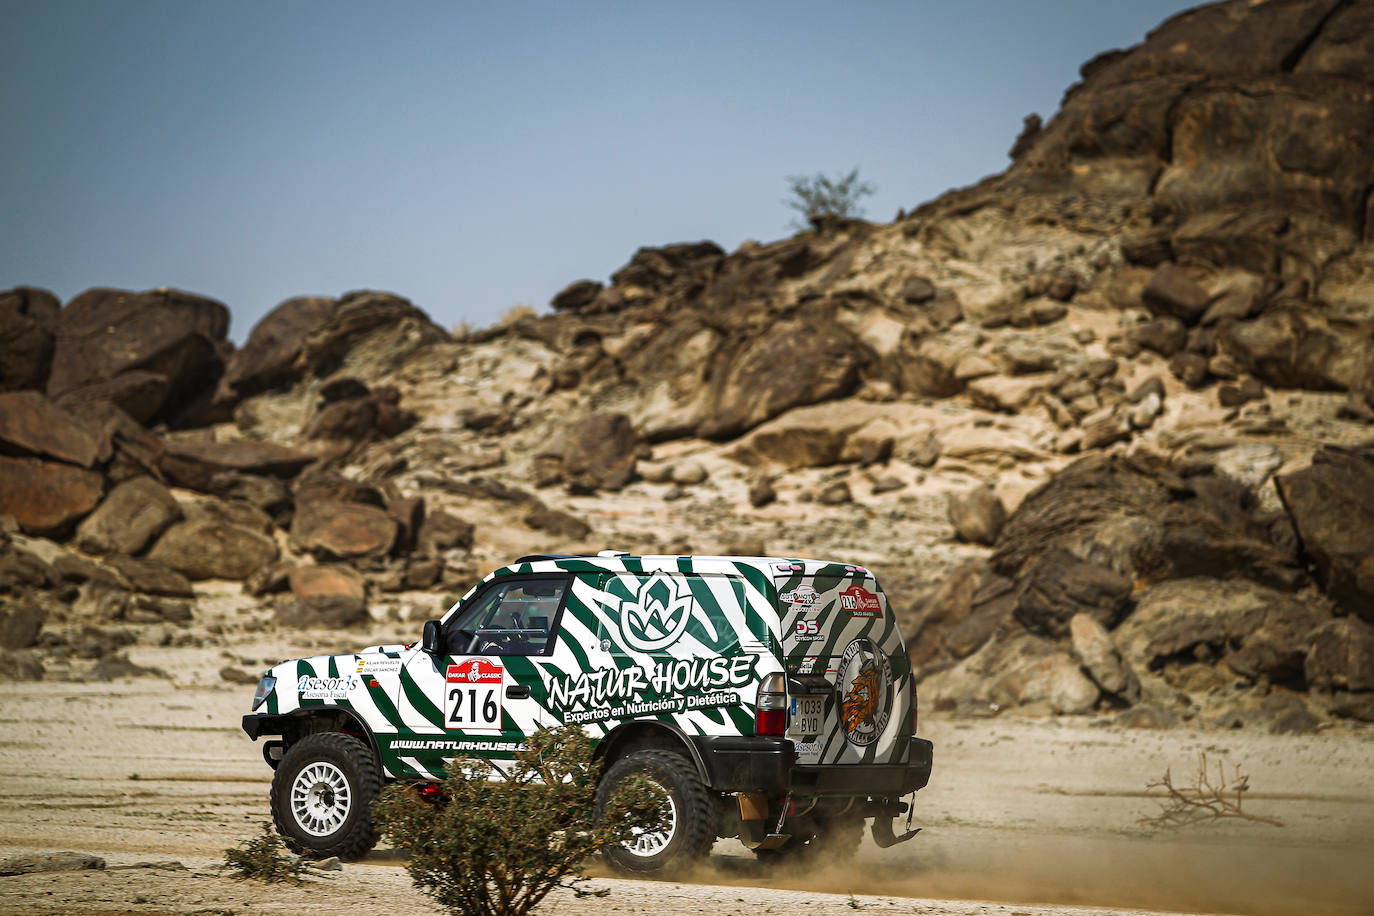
[{"left": 241, "top": 553, "right": 933, "bottom": 873}]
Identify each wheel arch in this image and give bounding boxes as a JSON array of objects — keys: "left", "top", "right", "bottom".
[
  {"left": 594, "top": 720, "right": 710, "bottom": 786},
  {"left": 265, "top": 708, "right": 384, "bottom": 774}
]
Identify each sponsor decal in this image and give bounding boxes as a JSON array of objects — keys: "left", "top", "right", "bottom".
[
  {"left": 561, "top": 691, "right": 742, "bottom": 725},
  {"left": 391, "top": 739, "right": 527, "bottom": 752},
  {"left": 298, "top": 674, "right": 357, "bottom": 699},
  {"left": 780, "top": 585, "right": 818, "bottom": 609},
  {"left": 445, "top": 659, "right": 505, "bottom": 734},
  {"left": 357, "top": 656, "right": 402, "bottom": 675},
  {"left": 793, "top": 619, "right": 823, "bottom": 641},
  {"left": 547, "top": 655, "right": 756, "bottom": 711},
  {"left": 837, "top": 638, "right": 892, "bottom": 747},
  {"left": 839, "top": 585, "right": 882, "bottom": 618},
  {"left": 617, "top": 570, "right": 696, "bottom": 653}
]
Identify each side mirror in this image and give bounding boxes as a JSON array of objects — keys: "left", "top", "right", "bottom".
[{"left": 421, "top": 619, "right": 442, "bottom": 655}]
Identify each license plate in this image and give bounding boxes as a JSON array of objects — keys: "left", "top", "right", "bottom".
[{"left": 788, "top": 696, "right": 824, "bottom": 736}]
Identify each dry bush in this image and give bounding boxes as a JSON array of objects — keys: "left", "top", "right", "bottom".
[
  {"left": 499, "top": 303, "right": 537, "bottom": 325},
  {"left": 1139, "top": 752, "right": 1283, "bottom": 828},
  {"left": 374, "top": 725, "right": 666, "bottom": 916},
  {"left": 222, "top": 823, "right": 309, "bottom": 883}
]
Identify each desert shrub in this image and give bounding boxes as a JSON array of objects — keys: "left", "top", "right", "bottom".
[
  {"left": 1139, "top": 752, "right": 1283, "bottom": 828},
  {"left": 785, "top": 168, "right": 876, "bottom": 229},
  {"left": 223, "top": 823, "right": 308, "bottom": 883},
  {"left": 374, "top": 725, "right": 667, "bottom": 916}
]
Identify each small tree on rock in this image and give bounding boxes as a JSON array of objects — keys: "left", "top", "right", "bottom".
[
  {"left": 373, "top": 725, "right": 667, "bottom": 916},
  {"left": 785, "top": 168, "right": 876, "bottom": 229}
]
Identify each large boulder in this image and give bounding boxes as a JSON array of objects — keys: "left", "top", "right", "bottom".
[
  {"left": 281, "top": 564, "right": 368, "bottom": 628},
  {"left": 291, "top": 499, "right": 397, "bottom": 559},
  {"left": 104, "top": 556, "right": 194, "bottom": 597},
  {"left": 417, "top": 510, "right": 474, "bottom": 554},
  {"left": 0, "top": 456, "right": 103, "bottom": 536},
  {"left": 46, "top": 288, "right": 231, "bottom": 425},
  {"left": 161, "top": 439, "right": 316, "bottom": 492},
  {"left": 610, "top": 241, "right": 726, "bottom": 299},
  {"left": 993, "top": 651, "right": 1100, "bottom": 714},
  {"left": 1005, "top": 0, "right": 1374, "bottom": 232},
  {"left": 1305, "top": 617, "right": 1374, "bottom": 693},
  {"left": 0, "top": 287, "right": 60, "bottom": 391},
  {"left": 1115, "top": 576, "right": 1330, "bottom": 689},
  {"left": 556, "top": 412, "right": 642, "bottom": 492},
  {"left": 220, "top": 296, "right": 336, "bottom": 397},
  {"left": 0, "top": 604, "right": 47, "bottom": 650},
  {"left": 297, "top": 290, "right": 449, "bottom": 380},
  {"left": 1069, "top": 612, "right": 1140, "bottom": 702},
  {"left": 1012, "top": 550, "right": 1133, "bottom": 638},
  {"left": 992, "top": 454, "right": 1300, "bottom": 590},
  {"left": 696, "top": 321, "right": 868, "bottom": 439},
  {"left": 0, "top": 392, "right": 101, "bottom": 468},
  {"left": 52, "top": 371, "right": 171, "bottom": 426},
  {"left": 147, "top": 519, "right": 278, "bottom": 581},
  {"left": 75, "top": 477, "right": 182, "bottom": 556},
  {"left": 1276, "top": 447, "right": 1374, "bottom": 622},
  {"left": 1225, "top": 306, "right": 1374, "bottom": 395},
  {"left": 62, "top": 401, "right": 165, "bottom": 484},
  {"left": 947, "top": 486, "right": 1007, "bottom": 546}
]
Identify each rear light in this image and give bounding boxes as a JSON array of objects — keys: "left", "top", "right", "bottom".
[
  {"left": 910, "top": 677, "right": 919, "bottom": 735},
  {"left": 755, "top": 672, "right": 787, "bottom": 736}
]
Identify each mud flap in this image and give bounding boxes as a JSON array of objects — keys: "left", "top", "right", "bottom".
[
  {"left": 871, "top": 799, "right": 921, "bottom": 848},
  {"left": 737, "top": 792, "right": 791, "bottom": 850}
]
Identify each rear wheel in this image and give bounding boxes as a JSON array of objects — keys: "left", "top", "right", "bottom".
[
  {"left": 596, "top": 750, "right": 714, "bottom": 875},
  {"left": 270, "top": 732, "right": 381, "bottom": 860}
]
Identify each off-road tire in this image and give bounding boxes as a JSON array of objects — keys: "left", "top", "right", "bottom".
[
  {"left": 596, "top": 749, "right": 714, "bottom": 875},
  {"left": 754, "top": 813, "right": 864, "bottom": 864},
  {"left": 270, "top": 732, "right": 381, "bottom": 860}
]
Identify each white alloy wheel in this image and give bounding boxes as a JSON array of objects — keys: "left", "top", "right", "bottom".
[
  {"left": 290, "top": 760, "right": 352, "bottom": 836},
  {"left": 624, "top": 789, "right": 679, "bottom": 857}
]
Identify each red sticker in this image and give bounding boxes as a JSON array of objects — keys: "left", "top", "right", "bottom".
[
  {"left": 839, "top": 585, "right": 882, "bottom": 617},
  {"left": 446, "top": 659, "right": 504, "bottom": 685}
]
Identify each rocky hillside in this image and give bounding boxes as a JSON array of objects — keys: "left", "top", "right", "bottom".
[{"left": 2, "top": 0, "right": 1372, "bottom": 732}]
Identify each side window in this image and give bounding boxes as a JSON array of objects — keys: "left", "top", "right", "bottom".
[{"left": 443, "top": 576, "right": 568, "bottom": 656}]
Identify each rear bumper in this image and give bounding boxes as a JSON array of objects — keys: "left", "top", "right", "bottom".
[{"left": 692, "top": 735, "right": 933, "bottom": 798}]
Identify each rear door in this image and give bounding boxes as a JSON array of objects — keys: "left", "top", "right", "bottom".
[{"left": 774, "top": 562, "right": 912, "bottom": 766}]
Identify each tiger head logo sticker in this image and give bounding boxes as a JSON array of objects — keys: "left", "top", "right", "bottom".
[{"left": 838, "top": 638, "right": 892, "bottom": 747}]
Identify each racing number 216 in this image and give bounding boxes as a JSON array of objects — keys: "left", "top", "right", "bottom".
[
  {"left": 444, "top": 661, "right": 504, "bottom": 733},
  {"left": 447, "top": 686, "right": 499, "bottom": 728}
]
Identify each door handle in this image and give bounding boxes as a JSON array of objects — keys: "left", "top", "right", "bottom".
[{"left": 505, "top": 685, "right": 531, "bottom": 699}]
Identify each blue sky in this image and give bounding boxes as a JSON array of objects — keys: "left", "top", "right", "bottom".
[{"left": 1, "top": 1, "right": 1195, "bottom": 341}]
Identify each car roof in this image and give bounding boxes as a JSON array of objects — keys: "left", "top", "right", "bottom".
[{"left": 500, "top": 554, "right": 868, "bottom": 578}]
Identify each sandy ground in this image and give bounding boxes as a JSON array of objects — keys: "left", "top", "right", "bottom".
[{"left": 1, "top": 638, "right": 1372, "bottom": 916}]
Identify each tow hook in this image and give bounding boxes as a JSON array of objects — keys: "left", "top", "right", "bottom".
[
  {"left": 262, "top": 740, "right": 285, "bottom": 770},
  {"left": 870, "top": 799, "right": 922, "bottom": 848}
]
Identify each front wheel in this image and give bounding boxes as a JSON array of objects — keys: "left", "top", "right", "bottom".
[
  {"left": 270, "top": 732, "right": 381, "bottom": 860},
  {"left": 596, "top": 750, "right": 714, "bottom": 875}
]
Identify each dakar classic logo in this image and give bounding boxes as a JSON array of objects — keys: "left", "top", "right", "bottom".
[{"left": 617, "top": 570, "right": 697, "bottom": 653}]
